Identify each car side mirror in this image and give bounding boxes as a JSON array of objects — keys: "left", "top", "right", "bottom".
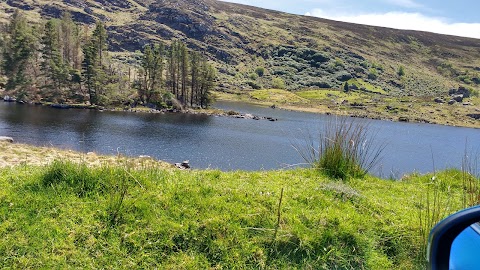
[{"left": 428, "top": 206, "right": 480, "bottom": 270}]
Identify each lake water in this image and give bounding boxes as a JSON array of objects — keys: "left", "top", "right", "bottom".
[{"left": 0, "top": 101, "right": 478, "bottom": 178}]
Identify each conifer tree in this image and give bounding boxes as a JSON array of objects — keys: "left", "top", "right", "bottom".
[
  {"left": 41, "top": 19, "right": 69, "bottom": 100},
  {"left": 189, "top": 51, "right": 201, "bottom": 107},
  {"left": 179, "top": 42, "right": 188, "bottom": 104},
  {"left": 198, "top": 58, "right": 215, "bottom": 108},
  {"left": 82, "top": 21, "right": 108, "bottom": 105},
  {"left": 2, "top": 10, "right": 36, "bottom": 98}
]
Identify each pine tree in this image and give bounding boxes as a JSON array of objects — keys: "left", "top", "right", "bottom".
[
  {"left": 82, "top": 42, "right": 98, "bottom": 104},
  {"left": 138, "top": 43, "right": 166, "bottom": 105},
  {"left": 41, "top": 19, "right": 69, "bottom": 101},
  {"left": 151, "top": 43, "right": 165, "bottom": 103},
  {"left": 2, "top": 10, "right": 36, "bottom": 99},
  {"left": 189, "top": 51, "right": 201, "bottom": 107},
  {"left": 198, "top": 58, "right": 216, "bottom": 108},
  {"left": 82, "top": 21, "right": 108, "bottom": 105},
  {"left": 179, "top": 42, "right": 188, "bottom": 105},
  {"left": 138, "top": 40, "right": 216, "bottom": 109}
]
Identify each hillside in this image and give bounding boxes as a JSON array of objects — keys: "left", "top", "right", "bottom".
[{"left": 1, "top": 0, "right": 480, "bottom": 126}]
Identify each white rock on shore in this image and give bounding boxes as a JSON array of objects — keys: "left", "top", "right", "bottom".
[{"left": 0, "top": 136, "right": 14, "bottom": 143}]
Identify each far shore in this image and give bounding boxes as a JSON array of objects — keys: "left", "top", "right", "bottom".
[
  {"left": 212, "top": 90, "right": 480, "bottom": 129},
  {"left": 2, "top": 89, "right": 479, "bottom": 128}
]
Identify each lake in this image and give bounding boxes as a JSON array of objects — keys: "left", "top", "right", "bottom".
[{"left": 0, "top": 101, "right": 478, "bottom": 178}]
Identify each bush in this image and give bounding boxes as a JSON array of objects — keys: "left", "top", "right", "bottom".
[
  {"left": 249, "top": 73, "right": 259, "bottom": 80},
  {"left": 247, "top": 81, "right": 262, "bottom": 89},
  {"left": 368, "top": 68, "right": 378, "bottom": 80},
  {"left": 398, "top": 66, "right": 405, "bottom": 77},
  {"left": 295, "top": 118, "right": 385, "bottom": 180},
  {"left": 272, "top": 77, "right": 286, "bottom": 89},
  {"left": 255, "top": 67, "right": 265, "bottom": 77},
  {"left": 334, "top": 58, "right": 344, "bottom": 67}
]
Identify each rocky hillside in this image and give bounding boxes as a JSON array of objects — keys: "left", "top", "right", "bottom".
[{"left": 1, "top": 0, "right": 480, "bottom": 97}]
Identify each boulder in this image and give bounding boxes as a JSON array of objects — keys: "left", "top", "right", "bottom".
[
  {"left": 0, "top": 136, "right": 14, "bottom": 143},
  {"left": 448, "top": 100, "right": 456, "bottom": 105},
  {"left": 3, "top": 95, "right": 16, "bottom": 102},
  {"left": 266, "top": 117, "right": 278, "bottom": 122},
  {"left": 434, "top": 97, "right": 445, "bottom": 103},
  {"left": 175, "top": 160, "right": 190, "bottom": 169},
  {"left": 467, "top": 113, "right": 480, "bottom": 120},
  {"left": 449, "top": 87, "right": 470, "bottom": 98},
  {"left": 467, "top": 114, "right": 480, "bottom": 120},
  {"left": 452, "top": 94, "right": 464, "bottom": 102}
]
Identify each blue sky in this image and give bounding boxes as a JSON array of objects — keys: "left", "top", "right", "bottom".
[{"left": 220, "top": 0, "right": 480, "bottom": 39}]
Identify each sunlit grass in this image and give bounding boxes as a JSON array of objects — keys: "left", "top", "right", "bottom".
[
  {"left": 296, "top": 89, "right": 367, "bottom": 102},
  {"left": 249, "top": 89, "right": 308, "bottom": 104},
  {"left": 0, "top": 142, "right": 474, "bottom": 268},
  {"left": 347, "top": 78, "right": 387, "bottom": 95}
]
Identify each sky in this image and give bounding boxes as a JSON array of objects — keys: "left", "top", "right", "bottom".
[{"left": 220, "top": 0, "right": 480, "bottom": 39}]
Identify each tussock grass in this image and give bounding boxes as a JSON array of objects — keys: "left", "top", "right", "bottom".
[{"left": 295, "top": 118, "right": 385, "bottom": 180}]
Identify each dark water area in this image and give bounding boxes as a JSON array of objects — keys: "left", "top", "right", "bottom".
[{"left": 0, "top": 101, "right": 478, "bottom": 178}]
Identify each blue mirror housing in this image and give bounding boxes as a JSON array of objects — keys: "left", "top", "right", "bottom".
[{"left": 428, "top": 206, "right": 480, "bottom": 270}]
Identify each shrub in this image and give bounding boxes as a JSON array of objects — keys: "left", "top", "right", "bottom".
[
  {"left": 334, "top": 58, "right": 344, "bottom": 67},
  {"left": 398, "top": 66, "right": 405, "bottom": 77},
  {"left": 247, "top": 81, "right": 262, "bottom": 89},
  {"left": 294, "top": 118, "right": 385, "bottom": 180},
  {"left": 470, "top": 88, "right": 479, "bottom": 97},
  {"left": 255, "top": 67, "right": 265, "bottom": 77},
  {"left": 368, "top": 68, "right": 378, "bottom": 80},
  {"left": 249, "top": 73, "right": 259, "bottom": 80},
  {"left": 343, "top": 82, "right": 349, "bottom": 92},
  {"left": 371, "top": 62, "right": 384, "bottom": 71},
  {"left": 272, "top": 77, "right": 286, "bottom": 89}
]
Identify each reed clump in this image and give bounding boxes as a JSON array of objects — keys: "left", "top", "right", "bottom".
[{"left": 296, "top": 118, "right": 385, "bottom": 180}]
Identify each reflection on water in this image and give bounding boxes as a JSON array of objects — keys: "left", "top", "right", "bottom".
[{"left": 0, "top": 101, "right": 478, "bottom": 177}]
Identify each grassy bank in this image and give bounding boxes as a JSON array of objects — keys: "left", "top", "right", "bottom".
[
  {"left": 0, "top": 144, "right": 469, "bottom": 269},
  {"left": 0, "top": 142, "right": 173, "bottom": 169}
]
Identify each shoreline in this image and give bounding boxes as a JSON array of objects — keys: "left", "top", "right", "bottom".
[
  {"left": 3, "top": 92, "right": 479, "bottom": 128},
  {"left": 0, "top": 141, "right": 174, "bottom": 169},
  {"left": 1, "top": 99, "right": 278, "bottom": 122},
  {"left": 212, "top": 91, "right": 480, "bottom": 129}
]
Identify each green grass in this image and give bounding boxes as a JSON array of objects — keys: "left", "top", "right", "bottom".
[
  {"left": 347, "top": 79, "right": 387, "bottom": 95},
  {"left": 296, "top": 89, "right": 366, "bottom": 102},
  {"left": 249, "top": 89, "right": 308, "bottom": 104},
  {"left": 0, "top": 160, "right": 469, "bottom": 268}
]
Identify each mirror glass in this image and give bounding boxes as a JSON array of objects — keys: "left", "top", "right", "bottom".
[{"left": 450, "top": 222, "right": 480, "bottom": 269}]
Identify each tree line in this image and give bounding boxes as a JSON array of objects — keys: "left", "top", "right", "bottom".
[{"left": 0, "top": 10, "right": 216, "bottom": 109}]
